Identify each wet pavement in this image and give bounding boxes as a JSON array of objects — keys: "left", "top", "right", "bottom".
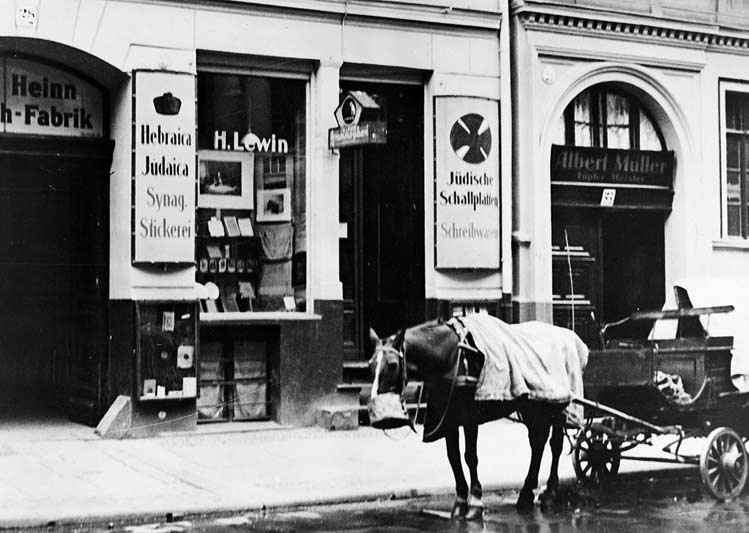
[{"left": 53, "top": 469, "right": 749, "bottom": 532}]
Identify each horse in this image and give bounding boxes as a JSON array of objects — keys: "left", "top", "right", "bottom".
[{"left": 368, "top": 317, "right": 588, "bottom": 518}]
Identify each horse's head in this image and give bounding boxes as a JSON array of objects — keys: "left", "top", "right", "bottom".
[
  {"left": 367, "top": 327, "right": 412, "bottom": 430},
  {"left": 368, "top": 328, "right": 405, "bottom": 396}
]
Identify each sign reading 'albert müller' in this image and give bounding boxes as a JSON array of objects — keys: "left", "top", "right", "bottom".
[
  {"left": 133, "top": 71, "right": 195, "bottom": 264},
  {"left": 550, "top": 145, "right": 674, "bottom": 188},
  {"left": 435, "top": 97, "right": 501, "bottom": 269}
]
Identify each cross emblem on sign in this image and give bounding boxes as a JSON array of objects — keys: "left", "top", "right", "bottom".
[{"left": 449, "top": 113, "right": 492, "bottom": 164}]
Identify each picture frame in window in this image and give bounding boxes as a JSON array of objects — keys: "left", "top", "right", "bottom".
[
  {"left": 256, "top": 188, "right": 291, "bottom": 222},
  {"left": 198, "top": 150, "right": 254, "bottom": 209}
]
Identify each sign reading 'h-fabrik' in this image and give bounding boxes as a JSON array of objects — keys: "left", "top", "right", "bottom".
[
  {"left": 435, "top": 97, "right": 500, "bottom": 269},
  {"left": 133, "top": 71, "right": 195, "bottom": 264},
  {"left": 0, "top": 58, "right": 104, "bottom": 137}
]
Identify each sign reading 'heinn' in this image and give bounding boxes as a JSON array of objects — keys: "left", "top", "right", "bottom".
[{"left": 0, "top": 58, "right": 104, "bottom": 136}]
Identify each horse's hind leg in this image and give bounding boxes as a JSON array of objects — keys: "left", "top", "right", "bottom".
[
  {"left": 445, "top": 425, "right": 468, "bottom": 519},
  {"left": 463, "top": 423, "right": 484, "bottom": 520},
  {"left": 517, "top": 413, "right": 552, "bottom": 513},
  {"left": 540, "top": 414, "right": 564, "bottom": 511}
]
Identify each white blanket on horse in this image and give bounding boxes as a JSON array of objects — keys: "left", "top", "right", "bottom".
[{"left": 460, "top": 315, "right": 589, "bottom": 423}]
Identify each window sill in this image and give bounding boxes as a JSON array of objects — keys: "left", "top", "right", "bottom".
[
  {"left": 713, "top": 239, "right": 749, "bottom": 251},
  {"left": 200, "top": 311, "right": 322, "bottom": 326}
]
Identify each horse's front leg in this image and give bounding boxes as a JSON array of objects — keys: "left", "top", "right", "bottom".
[
  {"left": 445, "top": 425, "right": 469, "bottom": 519},
  {"left": 463, "top": 423, "right": 484, "bottom": 520},
  {"left": 517, "top": 415, "right": 551, "bottom": 513}
]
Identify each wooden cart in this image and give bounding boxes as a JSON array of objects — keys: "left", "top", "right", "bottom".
[{"left": 573, "top": 303, "right": 749, "bottom": 500}]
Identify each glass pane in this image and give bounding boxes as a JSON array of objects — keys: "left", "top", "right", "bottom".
[
  {"left": 607, "top": 126, "right": 629, "bottom": 149},
  {"left": 233, "top": 381, "right": 267, "bottom": 419},
  {"left": 574, "top": 122, "right": 592, "bottom": 146},
  {"left": 607, "top": 93, "right": 629, "bottom": 126},
  {"left": 727, "top": 135, "right": 740, "bottom": 169},
  {"left": 728, "top": 204, "right": 742, "bottom": 236},
  {"left": 198, "top": 384, "right": 226, "bottom": 420},
  {"left": 726, "top": 92, "right": 743, "bottom": 131},
  {"left": 574, "top": 92, "right": 590, "bottom": 122},
  {"left": 640, "top": 113, "right": 663, "bottom": 150}
]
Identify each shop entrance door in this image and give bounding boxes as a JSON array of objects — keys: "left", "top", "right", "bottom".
[
  {"left": 339, "top": 82, "right": 425, "bottom": 361},
  {"left": 0, "top": 138, "right": 111, "bottom": 425},
  {"left": 552, "top": 207, "right": 665, "bottom": 347}
]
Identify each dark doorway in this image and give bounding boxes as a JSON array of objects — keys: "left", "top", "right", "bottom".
[
  {"left": 339, "top": 82, "right": 425, "bottom": 361},
  {"left": 552, "top": 207, "right": 665, "bottom": 347},
  {"left": 0, "top": 138, "right": 110, "bottom": 425}
]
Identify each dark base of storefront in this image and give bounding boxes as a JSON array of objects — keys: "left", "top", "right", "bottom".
[{"left": 102, "top": 299, "right": 344, "bottom": 437}]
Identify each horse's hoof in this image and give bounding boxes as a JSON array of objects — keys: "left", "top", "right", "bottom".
[
  {"left": 516, "top": 491, "right": 535, "bottom": 513},
  {"left": 540, "top": 490, "right": 557, "bottom": 512},
  {"left": 464, "top": 505, "right": 484, "bottom": 521},
  {"left": 450, "top": 500, "right": 468, "bottom": 520}
]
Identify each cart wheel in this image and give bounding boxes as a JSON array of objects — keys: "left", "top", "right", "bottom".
[
  {"left": 700, "top": 427, "right": 748, "bottom": 501},
  {"left": 573, "top": 428, "right": 621, "bottom": 486}
]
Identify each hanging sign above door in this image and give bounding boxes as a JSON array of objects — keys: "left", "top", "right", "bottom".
[
  {"left": 132, "top": 70, "right": 196, "bottom": 264},
  {"left": 0, "top": 57, "right": 105, "bottom": 137},
  {"left": 434, "top": 96, "right": 501, "bottom": 269},
  {"left": 328, "top": 91, "right": 387, "bottom": 149}
]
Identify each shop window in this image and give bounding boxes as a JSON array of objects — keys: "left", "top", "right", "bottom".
[
  {"left": 196, "top": 73, "right": 306, "bottom": 312},
  {"left": 559, "top": 85, "right": 665, "bottom": 151},
  {"left": 721, "top": 85, "right": 749, "bottom": 239}
]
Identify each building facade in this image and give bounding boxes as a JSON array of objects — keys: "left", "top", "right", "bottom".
[
  {"left": 0, "top": 0, "right": 508, "bottom": 434},
  {"left": 510, "top": 0, "right": 749, "bottom": 348}
]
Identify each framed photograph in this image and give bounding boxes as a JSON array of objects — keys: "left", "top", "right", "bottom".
[
  {"left": 198, "top": 150, "right": 254, "bottom": 209},
  {"left": 256, "top": 188, "right": 292, "bottom": 222}
]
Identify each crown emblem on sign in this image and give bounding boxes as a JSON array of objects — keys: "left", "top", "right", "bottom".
[{"left": 153, "top": 92, "right": 182, "bottom": 115}]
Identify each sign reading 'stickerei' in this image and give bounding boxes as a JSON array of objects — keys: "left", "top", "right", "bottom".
[
  {"left": 550, "top": 145, "right": 674, "bottom": 188},
  {"left": 133, "top": 71, "right": 196, "bottom": 264},
  {"left": 435, "top": 97, "right": 500, "bottom": 269}
]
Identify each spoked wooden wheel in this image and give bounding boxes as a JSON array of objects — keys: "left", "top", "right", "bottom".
[
  {"left": 573, "top": 428, "right": 621, "bottom": 486},
  {"left": 700, "top": 427, "right": 748, "bottom": 501}
]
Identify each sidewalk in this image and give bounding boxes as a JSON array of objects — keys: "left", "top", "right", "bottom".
[{"left": 0, "top": 419, "right": 686, "bottom": 529}]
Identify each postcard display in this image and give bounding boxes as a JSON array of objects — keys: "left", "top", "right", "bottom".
[{"left": 194, "top": 73, "right": 307, "bottom": 421}]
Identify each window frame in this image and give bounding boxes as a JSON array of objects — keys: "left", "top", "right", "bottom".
[
  {"left": 195, "top": 61, "right": 312, "bottom": 315},
  {"left": 719, "top": 80, "right": 749, "bottom": 240},
  {"left": 563, "top": 85, "right": 665, "bottom": 151}
]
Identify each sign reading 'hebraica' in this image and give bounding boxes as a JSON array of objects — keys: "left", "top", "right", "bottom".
[
  {"left": 435, "top": 98, "right": 501, "bottom": 269},
  {"left": 0, "top": 58, "right": 104, "bottom": 137},
  {"left": 133, "top": 71, "right": 196, "bottom": 264}
]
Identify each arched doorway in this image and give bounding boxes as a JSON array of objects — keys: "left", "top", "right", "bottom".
[
  {"left": 550, "top": 83, "right": 674, "bottom": 346},
  {"left": 0, "top": 53, "right": 116, "bottom": 426}
]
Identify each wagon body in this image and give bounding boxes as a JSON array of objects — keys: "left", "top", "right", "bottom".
[{"left": 574, "top": 299, "right": 749, "bottom": 500}]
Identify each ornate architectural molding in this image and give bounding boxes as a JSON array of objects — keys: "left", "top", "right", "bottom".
[{"left": 516, "top": 7, "right": 749, "bottom": 54}]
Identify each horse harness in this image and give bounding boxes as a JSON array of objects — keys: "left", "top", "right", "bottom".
[{"left": 447, "top": 317, "right": 482, "bottom": 389}]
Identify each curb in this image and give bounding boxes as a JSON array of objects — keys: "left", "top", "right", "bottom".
[{"left": 0, "top": 467, "right": 696, "bottom": 531}]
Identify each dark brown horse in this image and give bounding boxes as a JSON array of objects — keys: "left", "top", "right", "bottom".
[{"left": 368, "top": 319, "right": 581, "bottom": 518}]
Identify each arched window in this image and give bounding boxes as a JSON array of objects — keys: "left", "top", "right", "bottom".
[{"left": 553, "top": 85, "right": 666, "bottom": 151}]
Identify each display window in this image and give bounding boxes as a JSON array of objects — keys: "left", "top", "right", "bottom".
[
  {"left": 196, "top": 72, "right": 307, "bottom": 312},
  {"left": 721, "top": 82, "right": 749, "bottom": 239}
]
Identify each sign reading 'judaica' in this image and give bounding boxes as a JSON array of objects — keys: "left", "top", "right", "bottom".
[
  {"left": 0, "top": 58, "right": 104, "bottom": 137},
  {"left": 133, "top": 71, "right": 196, "bottom": 264},
  {"left": 435, "top": 96, "right": 501, "bottom": 269},
  {"left": 550, "top": 145, "right": 674, "bottom": 188}
]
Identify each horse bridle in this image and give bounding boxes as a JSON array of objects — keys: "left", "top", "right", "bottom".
[{"left": 372, "top": 330, "right": 408, "bottom": 397}]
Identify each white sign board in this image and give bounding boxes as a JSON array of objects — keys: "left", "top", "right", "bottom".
[
  {"left": 2, "top": 58, "right": 104, "bottom": 137},
  {"left": 434, "top": 97, "right": 500, "bottom": 269},
  {"left": 133, "top": 71, "right": 195, "bottom": 264}
]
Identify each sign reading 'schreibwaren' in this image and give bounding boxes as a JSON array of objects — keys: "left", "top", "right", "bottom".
[
  {"left": 551, "top": 145, "right": 674, "bottom": 188},
  {"left": 133, "top": 71, "right": 195, "bottom": 264}
]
